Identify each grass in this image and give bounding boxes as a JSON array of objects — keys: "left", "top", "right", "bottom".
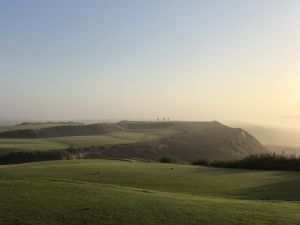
[
  {"left": 0, "top": 160, "right": 299, "bottom": 224},
  {"left": 0, "top": 139, "right": 68, "bottom": 155},
  {"left": 44, "top": 131, "right": 159, "bottom": 147},
  {"left": 0, "top": 130, "right": 165, "bottom": 155}
]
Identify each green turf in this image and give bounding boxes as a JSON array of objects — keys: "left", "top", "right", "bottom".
[{"left": 0, "top": 160, "right": 299, "bottom": 225}]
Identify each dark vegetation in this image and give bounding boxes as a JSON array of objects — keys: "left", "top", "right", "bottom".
[
  {"left": 267, "top": 144, "right": 300, "bottom": 156},
  {"left": 193, "top": 152, "right": 300, "bottom": 171},
  {"left": 16, "top": 121, "right": 81, "bottom": 126},
  {"left": 159, "top": 156, "right": 176, "bottom": 163},
  {"left": 0, "top": 142, "right": 175, "bottom": 165}
]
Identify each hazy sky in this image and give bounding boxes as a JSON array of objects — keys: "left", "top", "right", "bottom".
[{"left": 1, "top": 0, "right": 300, "bottom": 123}]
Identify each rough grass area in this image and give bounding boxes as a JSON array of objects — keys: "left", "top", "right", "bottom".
[{"left": 0, "top": 160, "right": 299, "bottom": 225}]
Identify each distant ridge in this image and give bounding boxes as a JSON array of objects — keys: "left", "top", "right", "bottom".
[{"left": 0, "top": 121, "right": 267, "bottom": 163}]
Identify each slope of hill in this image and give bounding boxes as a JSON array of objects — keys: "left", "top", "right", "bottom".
[
  {"left": 157, "top": 121, "right": 267, "bottom": 161},
  {"left": 0, "top": 121, "right": 267, "bottom": 163},
  {"left": 0, "top": 159, "right": 299, "bottom": 225}
]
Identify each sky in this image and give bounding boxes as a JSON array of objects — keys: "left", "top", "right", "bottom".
[{"left": 1, "top": 0, "right": 300, "bottom": 124}]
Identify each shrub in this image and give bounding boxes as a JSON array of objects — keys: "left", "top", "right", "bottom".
[
  {"left": 192, "top": 159, "right": 209, "bottom": 166},
  {"left": 159, "top": 157, "right": 175, "bottom": 163}
]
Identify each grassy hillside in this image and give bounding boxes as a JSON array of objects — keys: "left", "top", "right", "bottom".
[
  {"left": 0, "top": 160, "right": 299, "bottom": 225},
  {"left": 0, "top": 121, "right": 267, "bottom": 162},
  {"left": 156, "top": 121, "right": 267, "bottom": 161},
  {"left": 44, "top": 131, "right": 159, "bottom": 147}
]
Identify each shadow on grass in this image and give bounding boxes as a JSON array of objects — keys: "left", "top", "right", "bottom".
[
  {"left": 191, "top": 165, "right": 264, "bottom": 175},
  {"left": 232, "top": 171, "right": 300, "bottom": 201}
]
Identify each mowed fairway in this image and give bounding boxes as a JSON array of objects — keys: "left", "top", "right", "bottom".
[{"left": 0, "top": 160, "right": 300, "bottom": 225}]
